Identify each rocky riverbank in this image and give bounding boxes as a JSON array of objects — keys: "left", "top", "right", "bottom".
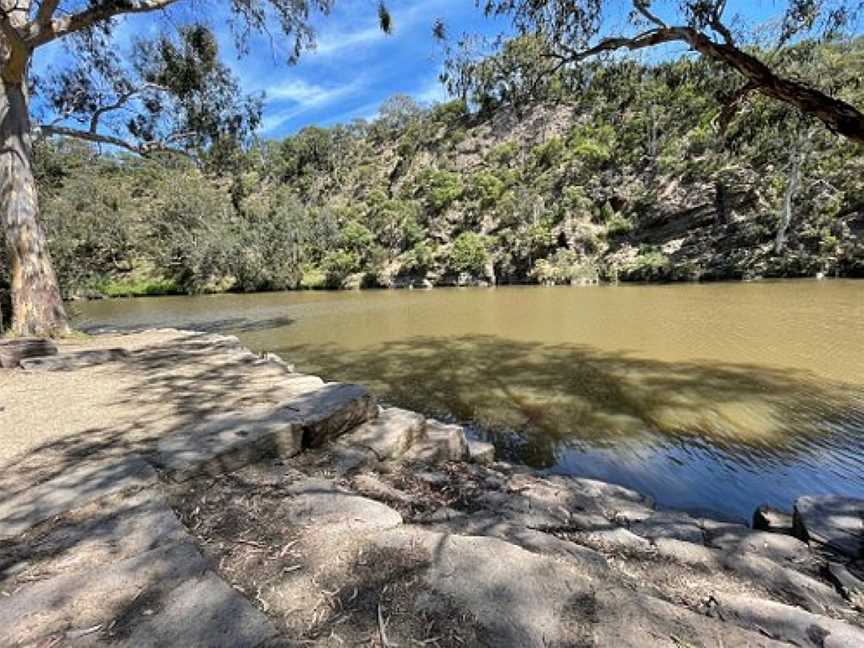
[{"left": 0, "top": 329, "right": 862, "bottom": 647}]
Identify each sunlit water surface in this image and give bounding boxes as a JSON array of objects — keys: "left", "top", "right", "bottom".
[{"left": 76, "top": 281, "right": 864, "bottom": 521}]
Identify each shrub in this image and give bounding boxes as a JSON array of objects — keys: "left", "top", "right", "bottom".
[
  {"left": 402, "top": 241, "right": 437, "bottom": 274},
  {"left": 468, "top": 171, "right": 507, "bottom": 209},
  {"left": 321, "top": 250, "right": 361, "bottom": 287},
  {"left": 531, "top": 137, "right": 564, "bottom": 169},
  {"left": 600, "top": 202, "right": 634, "bottom": 235},
  {"left": 417, "top": 169, "right": 464, "bottom": 212},
  {"left": 529, "top": 249, "right": 599, "bottom": 285},
  {"left": 449, "top": 232, "right": 491, "bottom": 276}
]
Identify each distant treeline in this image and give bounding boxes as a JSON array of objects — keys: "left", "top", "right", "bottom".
[{"left": 8, "top": 37, "right": 863, "bottom": 300}]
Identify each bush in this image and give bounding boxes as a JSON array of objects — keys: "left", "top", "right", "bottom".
[
  {"left": 321, "top": 250, "right": 361, "bottom": 288},
  {"left": 402, "top": 241, "right": 437, "bottom": 274},
  {"left": 417, "top": 169, "right": 464, "bottom": 212},
  {"left": 531, "top": 137, "right": 564, "bottom": 169},
  {"left": 449, "top": 232, "right": 491, "bottom": 276},
  {"left": 529, "top": 249, "right": 599, "bottom": 285},
  {"left": 468, "top": 171, "right": 507, "bottom": 209},
  {"left": 600, "top": 202, "right": 634, "bottom": 235}
]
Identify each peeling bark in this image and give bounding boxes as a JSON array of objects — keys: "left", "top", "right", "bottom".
[{"left": 0, "top": 79, "right": 69, "bottom": 337}]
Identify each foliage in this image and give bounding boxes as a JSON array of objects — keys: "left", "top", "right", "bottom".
[
  {"left": 449, "top": 232, "right": 491, "bottom": 276},
  {"left": 416, "top": 169, "right": 464, "bottom": 212},
  {"left": 32, "top": 38, "right": 864, "bottom": 298}
]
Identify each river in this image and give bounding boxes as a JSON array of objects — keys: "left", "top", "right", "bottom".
[{"left": 75, "top": 280, "right": 864, "bottom": 522}]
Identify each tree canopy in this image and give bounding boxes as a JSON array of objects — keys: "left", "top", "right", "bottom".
[{"left": 441, "top": 0, "right": 864, "bottom": 145}]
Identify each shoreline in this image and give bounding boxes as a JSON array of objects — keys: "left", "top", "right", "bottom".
[
  {"left": 1, "top": 328, "right": 862, "bottom": 646},
  {"left": 65, "top": 272, "right": 861, "bottom": 302}
]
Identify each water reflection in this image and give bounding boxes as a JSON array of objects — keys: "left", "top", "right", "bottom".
[
  {"left": 273, "top": 335, "right": 864, "bottom": 518},
  {"left": 75, "top": 282, "right": 864, "bottom": 519}
]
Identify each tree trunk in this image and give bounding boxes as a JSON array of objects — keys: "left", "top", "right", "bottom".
[
  {"left": 774, "top": 148, "right": 802, "bottom": 255},
  {"left": 0, "top": 79, "right": 69, "bottom": 337}
]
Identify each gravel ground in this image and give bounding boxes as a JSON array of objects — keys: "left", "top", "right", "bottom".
[{"left": 0, "top": 329, "right": 296, "bottom": 486}]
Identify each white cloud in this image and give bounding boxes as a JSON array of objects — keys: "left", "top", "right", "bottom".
[
  {"left": 314, "top": 25, "right": 385, "bottom": 56},
  {"left": 413, "top": 78, "right": 448, "bottom": 105},
  {"left": 259, "top": 77, "right": 367, "bottom": 133}
]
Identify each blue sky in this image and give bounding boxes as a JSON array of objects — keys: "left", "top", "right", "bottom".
[
  {"left": 32, "top": 0, "right": 506, "bottom": 139},
  {"left": 31, "top": 1, "right": 820, "bottom": 142}
]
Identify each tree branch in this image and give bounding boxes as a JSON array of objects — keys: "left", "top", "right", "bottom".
[
  {"left": 26, "top": 0, "right": 178, "bottom": 46},
  {"left": 34, "top": 0, "right": 60, "bottom": 26},
  {"left": 87, "top": 81, "right": 169, "bottom": 133},
  {"left": 0, "top": 0, "right": 30, "bottom": 80},
  {"left": 552, "top": 24, "right": 864, "bottom": 145},
  {"left": 36, "top": 123, "right": 196, "bottom": 159}
]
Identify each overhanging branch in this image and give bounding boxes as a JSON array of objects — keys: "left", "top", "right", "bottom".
[
  {"left": 26, "top": 0, "right": 179, "bottom": 46},
  {"left": 550, "top": 22, "right": 864, "bottom": 145},
  {"left": 37, "top": 123, "right": 197, "bottom": 160}
]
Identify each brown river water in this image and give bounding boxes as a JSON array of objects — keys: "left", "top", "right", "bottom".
[{"left": 75, "top": 280, "right": 864, "bottom": 521}]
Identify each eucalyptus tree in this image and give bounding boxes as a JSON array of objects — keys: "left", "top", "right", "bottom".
[
  {"left": 0, "top": 0, "right": 390, "bottom": 337},
  {"left": 445, "top": 1, "right": 864, "bottom": 143}
]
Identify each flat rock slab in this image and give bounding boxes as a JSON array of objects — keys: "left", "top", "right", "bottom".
[
  {"left": 371, "top": 527, "right": 787, "bottom": 648},
  {"left": 653, "top": 537, "right": 847, "bottom": 615},
  {"left": 794, "top": 495, "right": 864, "bottom": 558},
  {"left": 716, "top": 592, "right": 864, "bottom": 648},
  {"left": 154, "top": 382, "right": 376, "bottom": 481},
  {"left": 339, "top": 407, "right": 425, "bottom": 460},
  {"left": 476, "top": 473, "right": 651, "bottom": 530},
  {"left": 153, "top": 404, "right": 304, "bottom": 482},
  {"left": 630, "top": 510, "right": 705, "bottom": 544},
  {"left": 281, "top": 477, "right": 402, "bottom": 533},
  {"left": 19, "top": 348, "right": 130, "bottom": 371},
  {"left": 706, "top": 526, "right": 812, "bottom": 565},
  {"left": 0, "top": 541, "right": 277, "bottom": 648},
  {"left": 0, "top": 337, "right": 57, "bottom": 368},
  {"left": 0, "top": 488, "right": 188, "bottom": 588},
  {"left": 0, "top": 456, "right": 157, "bottom": 538}
]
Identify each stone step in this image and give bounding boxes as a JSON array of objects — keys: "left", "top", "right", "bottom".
[
  {"left": 0, "top": 541, "right": 278, "bottom": 648},
  {"left": 153, "top": 382, "right": 377, "bottom": 481},
  {"left": 337, "top": 407, "right": 426, "bottom": 460},
  {"left": 0, "top": 456, "right": 158, "bottom": 538},
  {"left": 402, "top": 419, "right": 469, "bottom": 463}
]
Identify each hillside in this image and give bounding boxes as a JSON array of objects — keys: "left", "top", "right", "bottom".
[{"left": 20, "top": 39, "right": 864, "bottom": 300}]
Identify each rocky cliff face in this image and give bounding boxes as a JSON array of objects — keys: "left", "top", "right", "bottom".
[{"left": 281, "top": 90, "right": 864, "bottom": 289}]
